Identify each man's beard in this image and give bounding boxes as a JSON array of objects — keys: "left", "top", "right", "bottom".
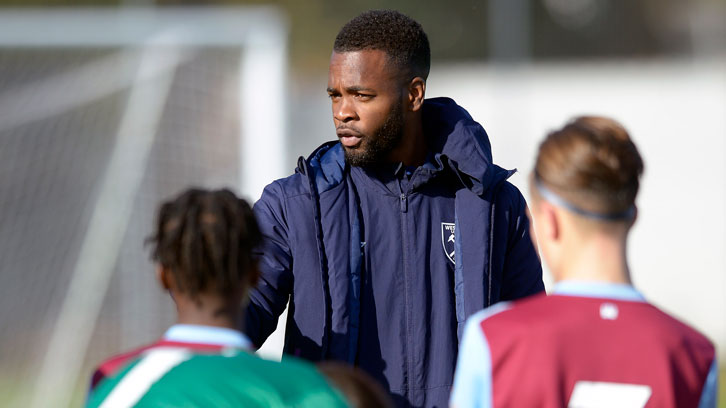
[{"left": 343, "top": 102, "right": 404, "bottom": 167}]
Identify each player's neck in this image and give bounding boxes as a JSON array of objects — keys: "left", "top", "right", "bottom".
[
  {"left": 387, "top": 114, "right": 427, "bottom": 167},
  {"left": 174, "top": 293, "right": 243, "bottom": 331},
  {"left": 558, "top": 234, "right": 632, "bottom": 285}
]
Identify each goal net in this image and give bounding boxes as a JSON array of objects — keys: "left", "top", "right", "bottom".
[{"left": 0, "top": 7, "right": 287, "bottom": 407}]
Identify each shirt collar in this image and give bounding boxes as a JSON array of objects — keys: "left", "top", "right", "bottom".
[
  {"left": 163, "top": 324, "right": 253, "bottom": 350},
  {"left": 553, "top": 280, "right": 646, "bottom": 302}
]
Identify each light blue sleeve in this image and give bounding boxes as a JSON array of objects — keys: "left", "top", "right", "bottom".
[
  {"left": 450, "top": 315, "right": 493, "bottom": 408},
  {"left": 697, "top": 356, "right": 718, "bottom": 408}
]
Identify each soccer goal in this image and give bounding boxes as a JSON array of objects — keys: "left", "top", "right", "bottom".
[{"left": 0, "top": 7, "right": 287, "bottom": 407}]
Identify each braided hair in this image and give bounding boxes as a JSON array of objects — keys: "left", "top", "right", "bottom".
[{"left": 148, "top": 188, "right": 261, "bottom": 300}]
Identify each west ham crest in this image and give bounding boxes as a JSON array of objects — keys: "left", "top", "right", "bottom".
[{"left": 441, "top": 222, "right": 455, "bottom": 265}]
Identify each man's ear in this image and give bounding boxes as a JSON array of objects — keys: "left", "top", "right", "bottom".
[
  {"left": 408, "top": 77, "right": 426, "bottom": 112},
  {"left": 156, "top": 265, "right": 172, "bottom": 290},
  {"left": 540, "top": 201, "right": 561, "bottom": 242}
]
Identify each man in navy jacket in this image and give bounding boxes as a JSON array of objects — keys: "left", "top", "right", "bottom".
[{"left": 246, "top": 10, "right": 544, "bottom": 408}]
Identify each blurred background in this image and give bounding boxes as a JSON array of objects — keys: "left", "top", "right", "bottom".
[{"left": 0, "top": 0, "right": 723, "bottom": 407}]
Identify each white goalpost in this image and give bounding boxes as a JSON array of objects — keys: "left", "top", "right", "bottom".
[{"left": 0, "top": 7, "right": 288, "bottom": 407}]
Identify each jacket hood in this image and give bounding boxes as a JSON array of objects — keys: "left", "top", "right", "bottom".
[
  {"left": 297, "top": 140, "right": 344, "bottom": 195},
  {"left": 423, "top": 97, "right": 513, "bottom": 196},
  {"left": 298, "top": 97, "right": 513, "bottom": 196}
]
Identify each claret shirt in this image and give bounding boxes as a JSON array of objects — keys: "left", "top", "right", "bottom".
[{"left": 450, "top": 282, "right": 718, "bottom": 408}]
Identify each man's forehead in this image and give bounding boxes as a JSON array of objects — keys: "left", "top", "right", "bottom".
[{"left": 328, "top": 49, "right": 400, "bottom": 85}]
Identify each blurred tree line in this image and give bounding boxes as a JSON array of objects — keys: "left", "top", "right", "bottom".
[{"left": 0, "top": 0, "right": 723, "bottom": 70}]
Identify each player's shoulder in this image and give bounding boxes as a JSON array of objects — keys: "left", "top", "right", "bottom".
[
  {"left": 96, "top": 350, "right": 346, "bottom": 408},
  {"left": 479, "top": 292, "right": 549, "bottom": 321},
  {"left": 264, "top": 354, "right": 336, "bottom": 388},
  {"left": 196, "top": 352, "right": 341, "bottom": 390},
  {"left": 90, "top": 342, "right": 160, "bottom": 390},
  {"left": 646, "top": 305, "right": 715, "bottom": 355},
  {"left": 200, "top": 352, "right": 347, "bottom": 407},
  {"left": 276, "top": 357, "right": 349, "bottom": 407},
  {"left": 473, "top": 293, "right": 566, "bottom": 336},
  {"left": 466, "top": 299, "right": 517, "bottom": 327},
  {"left": 90, "top": 340, "right": 221, "bottom": 390}
]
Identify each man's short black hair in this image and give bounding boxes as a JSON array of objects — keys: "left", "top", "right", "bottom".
[{"left": 334, "top": 10, "right": 431, "bottom": 80}]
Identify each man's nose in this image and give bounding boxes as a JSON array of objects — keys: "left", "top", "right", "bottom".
[{"left": 334, "top": 97, "right": 357, "bottom": 123}]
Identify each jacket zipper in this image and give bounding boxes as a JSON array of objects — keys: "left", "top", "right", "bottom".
[
  {"left": 397, "top": 179, "right": 413, "bottom": 403},
  {"left": 486, "top": 201, "right": 496, "bottom": 307}
]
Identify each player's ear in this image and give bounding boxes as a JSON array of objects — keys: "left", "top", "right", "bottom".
[
  {"left": 541, "top": 201, "right": 560, "bottom": 242},
  {"left": 408, "top": 77, "right": 426, "bottom": 112},
  {"left": 156, "top": 265, "right": 172, "bottom": 290}
]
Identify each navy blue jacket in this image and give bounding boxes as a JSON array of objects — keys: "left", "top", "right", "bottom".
[{"left": 247, "top": 98, "right": 543, "bottom": 407}]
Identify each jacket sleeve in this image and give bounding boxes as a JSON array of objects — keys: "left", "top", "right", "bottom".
[
  {"left": 499, "top": 183, "right": 545, "bottom": 301},
  {"left": 245, "top": 181, "right": 294, "bottom": 347}
]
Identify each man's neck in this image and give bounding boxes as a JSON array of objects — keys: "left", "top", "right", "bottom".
[
  {"left": 387, "top": 114, "right": 427, "bottom": 167},
  {"left": 557, "top": 235, "right": 632, "bottom": 285},
  {"left": 174, "top": 294, "right": 243, "bottom": 331}
]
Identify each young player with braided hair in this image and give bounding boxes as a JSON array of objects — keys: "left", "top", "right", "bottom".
[
  {"left": 450, "top": 117, "right": 717, "bottom": 408},
  {"left": 87, "top": 188, "right": 347, "bottom": 407}
]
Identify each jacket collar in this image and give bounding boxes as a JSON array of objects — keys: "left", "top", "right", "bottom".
[
  {"left": 298, "top": 97, "right": 513, "bottom": 197},
  {"left": 424, "top": 97, "right": 513, "bottom": 196},
  {"left": 163, "top": 324, "right": 253, "bottom": 350},
  {"left": 553, "top": 281, "right": 646, "bottom": 302}
]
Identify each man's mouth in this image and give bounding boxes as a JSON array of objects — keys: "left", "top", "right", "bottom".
[{"left": 337, "top": 129, "right": 363, "bottom": 148}]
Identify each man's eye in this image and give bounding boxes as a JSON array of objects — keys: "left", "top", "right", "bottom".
[{"left": 356, "top": 94, "right": 373, "bottom": 100}]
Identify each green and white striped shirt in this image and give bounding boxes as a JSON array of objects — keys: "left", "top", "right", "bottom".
[{"left": 87, "top": 326, "right": 347, "bottom": 407}]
